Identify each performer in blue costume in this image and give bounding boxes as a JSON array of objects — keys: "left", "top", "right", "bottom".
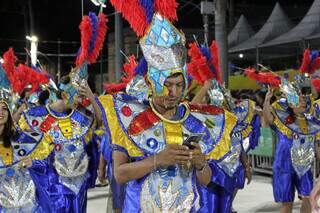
[
  {"left": 98, "top": 1, "right": 239, "bottom": 210},
  {"left": 18, "top": 12, "right": 107, "bottom": 213},
  {"left": 0, "top": 54, "right": 52, "bottom": 212},
  {"left": 188, "top": 42, "right": 260, "bottom": 213},
  {"left": 263, "top": 73, "right": 319, "bottom": 213}
]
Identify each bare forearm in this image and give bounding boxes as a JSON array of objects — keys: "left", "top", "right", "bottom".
[
  {"left": 192, "top": 85, "right": 210, "bottom": 104},
  {"left": 240, "top": 152, "right": 250, "bottom": 168},
  {"left": 114, "top": 155, "right": 156, "bottom": 184},
  {"left": 196, "top": 164, "right": 212, "bottom": 186},
  {"left": 92, "top": 97, "right": 103, "bottom": 127},
  {"left": 263, "top": 98, "right": 274, "bottom": 125}
]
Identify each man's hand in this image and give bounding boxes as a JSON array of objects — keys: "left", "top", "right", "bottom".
[
  {"left": 265, "top": 86, "right": 274, "bottom": 101},
  {"left": 155, "top": 144, "right": 190, "bottom": 168},
  {"left": 79, "top": 81, "right": 95, "bottom": 102},
  {"left": 190, "top": 143, "right": 206, "bottom": 170},
  {"left": 310, "top": 181, "right": 320, "bottom": 210}
]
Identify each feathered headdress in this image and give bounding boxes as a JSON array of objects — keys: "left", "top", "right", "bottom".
[
  {"left": 311, "top": 78, "right": 320, "bottom": 92},
  {"left": 244, "top": 68, "right": 281, "bottom": 87},
  {"left": 75, "top": 12, "right": 108, "bottom": 66},
  {"left": 2, "top": 48, "right": 50, "bottom": 95},
  {"left": 1, "top": 48, "right": 51, "bottom": 110},
  {"left": 299, "top": 49, "right": 320, "bottom": 75},
  {"left": 109, "top": 0, "right": 177, "bottom": 36},
  {"left": 187, "top": 41, "right": 221, "bottom": 85},
  {"left": 60, "top": 12, "right": 108, "bottom": 106},
  {"left": 110, "top": 0, "right": 188, "bottom": 97},
  {"left": 104, "top": 55, "right": 138, "bottom": 94},
  {"left": 104, "top": 55, "right": 149, "bottom": 100}
]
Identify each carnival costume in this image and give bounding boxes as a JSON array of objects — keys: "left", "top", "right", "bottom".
[
  {"left": 97, "top": 1, "right": 238, "bottom": 212},
  {"left": 246, "top": 49, "right": 320, "bottom": 202},
  {"left": 0, "top": 49, "right": 54, "bottom": 212},
  {"left": 18, "top": 12, "right": 107, "bottom": 212},
  {"left": 187, "top": 41, "right": 260, "bottom": 212}
]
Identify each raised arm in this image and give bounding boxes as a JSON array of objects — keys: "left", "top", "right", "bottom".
[
  {"left": 263, "top": 87, "right": 275, "bottom": 126},
  {"left": 191, "top": 80, "right": 212, "bottom": 104}
]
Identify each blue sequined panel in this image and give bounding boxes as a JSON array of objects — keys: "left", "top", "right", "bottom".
[
  {"left": 290, "top": 133, "right": 315, "bottom": 178},
  {"left": 140, "top": 166, "right": 198, "bottom": 212},
  {"left": 217, "top": 131, "right": 242, "bottom": 177},
  {"left": 232, "top": 100, "right": 250, "bottom": 132},
  {"left": 0, "top": 167, "right": 36, "bottom": 210},
  {"left": 185, "top": 112, "right": 225, "bottom": 154}
]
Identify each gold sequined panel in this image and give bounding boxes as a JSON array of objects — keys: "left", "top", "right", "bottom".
[
  {"left": 0, "top": 143, "right": 13, "bottom": 166},
  {"left": 163, "top": 121, "right": 183, "bottom": 145},
  {"left": 30, "top": 133, "right": 54, "bottom": 161},
  {"left": 58, "top": 118, "right": 73, "bottom": 139}
]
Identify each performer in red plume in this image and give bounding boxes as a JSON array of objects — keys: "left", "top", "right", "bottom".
[
  {"left": 188, "top": 41, "right": 261, "bottom": 213},
  {"left": 97, "top": 0, "right": 238, "bottom": 212},
  {"left": 260, "top": 50, "right": 320, "bottom": 213},
  {"left": 17, "top": 11, "right": 107, "bottom": 212}
]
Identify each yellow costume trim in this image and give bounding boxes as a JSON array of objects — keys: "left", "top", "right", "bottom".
[
  {"left": 18, "top": 115, "right": 31, "bottom": 132},
  {"left": 30, "top": 133, "right": 54, "bottom": 160},
  {"left": 149, "top": 101, "right": 190, "bottom": 124},
  {"left": 271, "top": 102, "right": 292, "bottom": 138},
  {"left": 316, "top": 131, "right": 320, "bottom": 141},
  {"left": 241, "top": 100, "right": 255, "bottom": 139},
  {"left": 206, "top": 110, "right": 237, "bottom": 160},
  {"left": 84, "top": 129, "right": 93, "bottom": 144},
  {"left": 99, "top": 95, "right": 143, "bottom": 157},
  {"left": 94, "top": 129, "right": 106, "bottom": 136},
  {"left": 0, "top": 143, "right": 13, "bottom": 165},
  {"left": 163, "top": 121, "right": 183, "bottom": 145},
  {"left": 58, "top": 118, "right": 73, "bottom": 139}
]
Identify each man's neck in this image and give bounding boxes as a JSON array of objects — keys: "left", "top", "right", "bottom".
[
  {"left": 152, "top": 100, "right": 177, "bottom": 120},
  {"left": 49, "top": 100, "right": 68, "bottom": 113}
]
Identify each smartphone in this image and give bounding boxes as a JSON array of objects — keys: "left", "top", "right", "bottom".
[{"left": 183, "top": 133, "right": 204, "bottom": 149}]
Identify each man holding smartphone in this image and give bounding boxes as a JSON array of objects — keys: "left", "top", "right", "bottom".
[{"left": 98, "top": 10, "right": 237, "bottom": 212}]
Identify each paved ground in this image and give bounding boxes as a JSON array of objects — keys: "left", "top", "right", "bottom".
[{"left": 87, "top": 174, "right": 312, "bottom": 213}]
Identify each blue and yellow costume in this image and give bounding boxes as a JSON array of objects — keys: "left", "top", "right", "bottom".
[
  {"left": 271, "top": 97, "right": 320, "bottom": 202},
  {"left": 18, "top": 102, "right": 99, "bottom": 212},
  {"left": 198, "top": 97, "right": 260, "bottom": 212},
  {"left": 97, "top": 10, "right": 238, "bottom": 212},
  {"left": 0, "top": 62, "right": 53, "bottom": 212}
]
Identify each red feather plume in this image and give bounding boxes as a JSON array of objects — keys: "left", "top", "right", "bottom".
[
  {"left": 110, "top": 0, "right": 148, "bottom": 36},
  {"left": 16, "top": 64, "right": 50, "bottom": 94},
  {"left": 154, "top": 0, "right": 178, "bottom": 22},
  {"left": 299, "top": 49, "right": 320, "bottom": 74},
  {"left": 76, "top": 16, "right": 92, "bottom": 66},
  {"left": 299, "top": 49, "right": 311, "bottom": 74},
  {"left": 245, "top": 68, "right": 281, "bottom": 87},
  {"left": 104, "top": 55, "right": 138, "bottom": 94},
  {"left": 187, "top": 42, "right": 214, "bottom": 85},
  {"left": 312, "top": 58, "right": 320, "bottom": 73},
  {"left": 311, "top": 78, "right": 320, "bottom": 92},
  {"left": 104, "top": 83, "right": 127, "bottom": 94},
  {"left": 121, "top": 55, "right": 138, "bottom": 84},
  {"left": 88, "top": 13, "right": 108, "bottom": 64},
  {"left": 210, "top": 41, "right": 222, "bottom": 84}
]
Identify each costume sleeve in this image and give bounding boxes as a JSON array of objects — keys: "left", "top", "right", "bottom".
[
  {"left": 205, "top": 110, "right": 238, "bottom": 160},
  {"left": 86, "top": 133, "right": 99, "bottom": 188},
  {"left": 97, "top": 95, "right": 144, "bottom": 158},
  {"left": 248, "top": 114, "right": 261, "bottom": 151}
]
